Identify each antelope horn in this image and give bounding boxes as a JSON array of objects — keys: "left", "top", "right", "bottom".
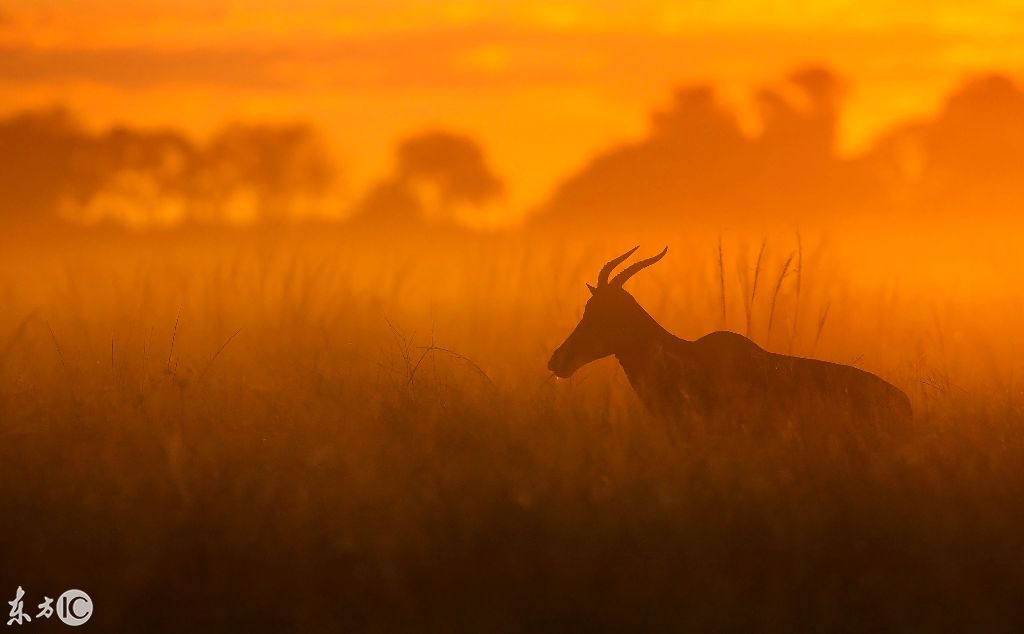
[
  {"left": 597, "top": 246, "right": 639, "bottom": 287},
  {"left": 610, "top": 247, "right": 668, "bottom": 286}
]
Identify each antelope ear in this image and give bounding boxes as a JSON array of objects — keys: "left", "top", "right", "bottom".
[{"left": 586, "top": 283, "right": 597, "bottom": 295}]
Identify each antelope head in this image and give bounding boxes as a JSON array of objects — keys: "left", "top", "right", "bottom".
[{"left": 548, "top": 246, "right": 669, "bottom": 378}]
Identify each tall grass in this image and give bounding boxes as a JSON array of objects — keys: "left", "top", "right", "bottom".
[{"left": 1, "top": 229, "right": 1023, "bottom": 631}]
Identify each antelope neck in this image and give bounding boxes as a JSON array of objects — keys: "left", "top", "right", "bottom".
[{"left": 613, "top": 308, "right": 689, "bottom": 379}]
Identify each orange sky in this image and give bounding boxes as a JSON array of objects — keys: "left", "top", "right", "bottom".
[{"left": 3, "top": 1, "right": 1023, "bottom": 215}]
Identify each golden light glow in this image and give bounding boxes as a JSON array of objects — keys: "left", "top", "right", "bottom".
[
  {"left": 3, "top": 1, "right": 1023, "bottom": 212},
  {"left": 5, "top": 7, "right": 1024, "bottom": 628}
]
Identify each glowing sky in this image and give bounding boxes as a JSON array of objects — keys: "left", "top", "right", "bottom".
[{"left": 3, "top": 1, "right": 1023, "bottom": 214}]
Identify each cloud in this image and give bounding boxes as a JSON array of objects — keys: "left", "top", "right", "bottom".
[
  {"left": 0, "top": 24, "right": 956, "bottom": 92},
  {"left": 0, "top": 45, "right": 290, "bottom": 89}
]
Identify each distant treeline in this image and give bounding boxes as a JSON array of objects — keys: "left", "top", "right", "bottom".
[
  {"left": 3, "top": 66, "right": 1024, "bottom": 231},
  {"left": 539, "top": 67, "right": 1024, "bottom": 229}
]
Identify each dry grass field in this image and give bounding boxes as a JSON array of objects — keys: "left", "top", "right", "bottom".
[{"left": 3, "top": 228, "right": 1024, "bottom": 631}]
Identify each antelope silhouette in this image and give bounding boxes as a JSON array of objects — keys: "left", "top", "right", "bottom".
[{"left": 548, "top": 247, "right": 912, "bottom": 427}]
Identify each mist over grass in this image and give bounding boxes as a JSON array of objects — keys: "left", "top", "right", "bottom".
[{"left": 2, "top": 230, "right": 1023, "bottom": 631}]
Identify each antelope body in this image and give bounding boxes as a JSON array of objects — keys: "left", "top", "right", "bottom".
[{"left": 548, "top": 247, "right": 912, "bottom": 427}]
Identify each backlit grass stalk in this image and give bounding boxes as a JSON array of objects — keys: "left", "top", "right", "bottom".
[
  {"left": 718, "top": 236, "right": 727, "bottom": 328},
  {"left": 767, "top": 252, "right": 794, "bottom": 345},
  {"left": 789, "top": 232, "right": 803, "bottom": 353},
  {"left": 745, "top": 238, "right": 767, "bottom": 338}
]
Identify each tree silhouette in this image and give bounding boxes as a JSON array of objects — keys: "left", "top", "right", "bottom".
[
  {"left": 863, "top": 73, "right": 1024, "bottom": 217},
  {"left": 0, "top": 110, "right": 336, "bottom": 228},
  {"left": 6, "top": 68, "right": 1024, "bottom": 232},
  {"left": 350, "top": 130, "right": 503, "bottom": 228},
  {"left": 533, "top": 66, "right": 874, "bottom": 229},
  {"left": 202, "top": 123, "right": 334, "bottom": 224},
  {"left": 0, "top": 108, "right": 88, "bottom": 224}
]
